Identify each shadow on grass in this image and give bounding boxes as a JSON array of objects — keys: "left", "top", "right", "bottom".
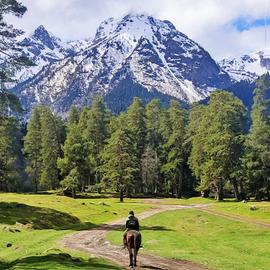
[
  {"left": 0, "top": 253, "right": 120, "bottom": 270},
  {"left": 0, "top": 202, "right": 93, "bottom": 230},
  {"left": 140, "top": 266, "right": 164, "bottom": 270},
  {"left": 95, "top": 224, "right": 173, "bottom": 232}
]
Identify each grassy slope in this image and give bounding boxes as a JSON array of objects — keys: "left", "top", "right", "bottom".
[
  {"left": 108, "top": 205, "right": 270, "bottom": 270},
  {"left": 0, "top": 193, "right": 151, "bottom": 270}
]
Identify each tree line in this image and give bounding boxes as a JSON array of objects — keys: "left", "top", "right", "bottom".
[{"left": 1, "top": 74, "right": 270, "bottom": 201}]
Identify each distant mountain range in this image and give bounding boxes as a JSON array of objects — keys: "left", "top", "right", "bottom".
[
  {"left": 9, "top": 14, "right": 270, "bottom": 114},
  {"left": 220, "top": 49, "right": 270, "bottom": 82}
]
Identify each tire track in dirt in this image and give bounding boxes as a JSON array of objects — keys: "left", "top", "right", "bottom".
[{"left": 59, "top": 204, "right": 210, "bottom": 270}]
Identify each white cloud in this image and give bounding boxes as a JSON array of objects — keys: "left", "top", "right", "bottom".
[{"left": 7, "top": 0, "right": 270, "bottom": 59}]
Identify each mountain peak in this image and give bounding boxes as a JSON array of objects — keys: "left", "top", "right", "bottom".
[
  {"left": 120, "top": 13, "right": 176, "bottom": 30},
  {"left": 94, "top": 13, "right": 177, "bottom": 41},
  {"left": 32, "top": 25, "right": 60, "bottom": 50},
  {"left": 33, "top": 25, "right": 50, "bottom": 39},
  {"left": 35, "top": 25, "right": 47, "bottom": 32}
]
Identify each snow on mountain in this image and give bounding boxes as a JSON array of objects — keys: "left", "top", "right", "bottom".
[
  {"left": 13, "top": 14, "right": 231, "bottom": 113},
  {"left": 220, "top": 49, "right": 270, "bottom": 82},
  {"left": 13, "top": 25, "right": 86, "bottom": 84}
]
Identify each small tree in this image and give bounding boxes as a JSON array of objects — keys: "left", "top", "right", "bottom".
[{"left": 60, "top": 168, "right": 79, "bottom": 198}]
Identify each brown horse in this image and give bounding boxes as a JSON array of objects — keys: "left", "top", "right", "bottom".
[{"left": 126, "top": 230, "right": 141, "bottom": 268}]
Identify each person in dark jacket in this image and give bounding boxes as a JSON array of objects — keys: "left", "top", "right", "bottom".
[
  {"left": 123, "top": 211, "right": 142, "bottom": 247},
  {"left": 126, "top": 210, "right": 140, "bottom": 230}
]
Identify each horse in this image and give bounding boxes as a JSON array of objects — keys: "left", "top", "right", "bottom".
[{"left": 126, "top": 230, "right": 141, "bottom": 268}]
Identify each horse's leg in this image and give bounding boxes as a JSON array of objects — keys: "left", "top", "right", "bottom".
[
  {"left": 133, "top": 235, "right": 137, "bottom": 267},
  {"left": 128, "top": 247, "right": 133, "bottom": 267},
  {"left": 134, "top": 249, "right": 137, "bottom": 267}
]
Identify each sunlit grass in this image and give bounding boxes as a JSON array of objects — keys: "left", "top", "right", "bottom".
[
  {"left": 108, "top": 208, "right": 270, "bottom": 270},
  {"left": 0, "top": 193, "right": 151, "bottom": 269},
  {"left": 209, "top": 201, "right": 270, "bottom": 224}
]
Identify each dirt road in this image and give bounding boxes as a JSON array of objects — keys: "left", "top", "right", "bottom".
[{"left": 59, "top": 204, "right": 209, "bottom": 270}]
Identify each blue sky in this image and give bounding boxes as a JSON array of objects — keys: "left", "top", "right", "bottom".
[
  {"left": 233, "top": 17, "right": 270, "bottom": 31},
  {"left": 8, "top": 0, "right": 270, "bottom": 60}
]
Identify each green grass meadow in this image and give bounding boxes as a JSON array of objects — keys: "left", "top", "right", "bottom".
[
  {"left": 0, "top": 193, "right": 151, "bottom": 270},
  {"left": 108, "top": 202, "right": 270, "bottom": 270},
  {"left": 209, "top": 201, "right": 270, "bottom": 224},
  {"left": 1, "top": 193, "right": 270, "bottom": 270}
]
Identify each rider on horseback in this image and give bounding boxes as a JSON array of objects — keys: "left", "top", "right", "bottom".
[{"left": 123, "top": 211, "right": 142, "bottom": 248}]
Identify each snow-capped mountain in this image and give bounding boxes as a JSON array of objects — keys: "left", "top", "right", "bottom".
[
  {"left": 13, "top": 25, "right": 90, "bottom": 84},
  {"left": 14, "top": 25, "right": 73, "bottom": 83},
  {"left": 13, "top": 14, "right": 231, "bottom": 113},
  {"left": 220, "top": 49, "right": 270, "bottom": 82}
]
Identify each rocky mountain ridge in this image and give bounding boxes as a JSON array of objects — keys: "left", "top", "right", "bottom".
[{"left": 9, "top": 14, "right": 265, "bottom": 113}]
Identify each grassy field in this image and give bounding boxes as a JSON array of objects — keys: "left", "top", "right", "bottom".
[
  {"left": 208, "top": 201, "right": 270, "bottom": 224},
  {"left": 108, "top": 202, "right": 270, "bottom": 270},
  {"left": 1, "top": 193, "right": 270, "bottom": 270},
  {"left": 160, "top": 197, "right": 270, "bottom": 223},
  {"left": 0, "top": 193, "right": 151, "bottom": 270}
]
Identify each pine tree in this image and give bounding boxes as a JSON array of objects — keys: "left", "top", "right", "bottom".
[
  {"left": 24, "top": 106, "right": 42, "bottom": 192},
  {"left": 68, "top": 106, "right": 80, "bottom": 126},
  {"left": 126, "top": 97, "right": 146, "bottom": 192},
  {"left": 145, "top": 99, "right": 162, "bottom": 149},
  {"left": 0, "top": 0, "right": 32, "bottom": 115},
  {"left": 0, "top": 1, "right": 32, "bottom": 192},
  {"left": 99, "top": 129, "right": 138, "bottom": 202},
  {"left": 40, "top": 107, "right": 61, "bottom": 189},
  {"left": 0, "top": 116, "right": 22, "bottom": 191},
  {"left": 186, "top": 104, "right": 208, "bottom": 196},
  {"left": 83, "top": 97, "right": 110, "bottom": 183},
  {"left": 188, "top": 91, "right": 246, "bottom": 200},
  {"left": 78, "top": 107, "right": 91, "bottom": 131},
  {"left": 243, "top": 74, "right": 270, "bottom": 200},
  {"left": 86, "top": 97, "right": 109, "bottom": 155},
  {"left": 109, "top": 112, "right": 127, "bottom": 134},
  {"left": 141, "top": 146, "right": 160, "bottom": 194},
  {"left": 161, "top": 100, "right": 186, "bottom": 198},
  {"left": 58, "top": 111, "right": 94, "bottom": 194}
]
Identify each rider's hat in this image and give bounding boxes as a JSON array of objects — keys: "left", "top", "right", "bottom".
[{"left": 128, "top": 210, "right": 134, "bottom": 217}]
